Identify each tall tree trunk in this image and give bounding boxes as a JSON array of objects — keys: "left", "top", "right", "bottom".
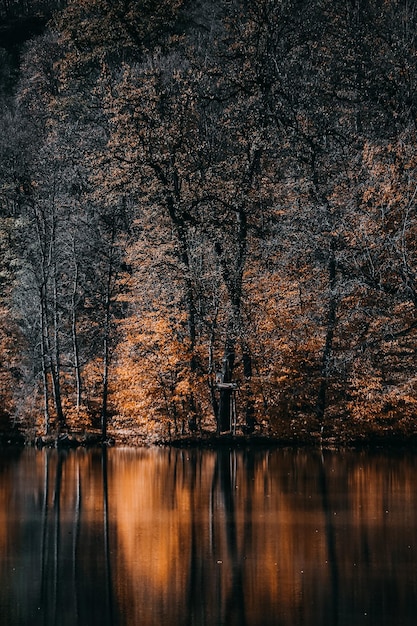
[
  {"left": 316, "top": 238, "right": 338, "bottom": 428},
  {"left": 217, "top": 336, "right": 236, "bottom": 433},
  {"left": 101, "top": 330, "right": 110, "bottom": 440},
  {"left": 208, "top": 306, "right": 219, "bottom": 421},
  {"left": 241, "top": 345, "right": 255, "bottom": 434},
  {"left": 166, "top": 193, "right": 198, "bottom": 430},
  {"left": 39, "top": 287, "right": 50, "bottom": 434},
  {"left": 101, "top": 220, "right": 116, "bottom": 441},
  {"left": 34, "top": 200, "right": 65, "bottom": 431},
  {"left": 51, "top": 257, "right": 65, "bottom": 429},
  {"left": 101, "top": 264, "right": 112, "bottom": 441},
  {"left": 71, "top": 256, "right": 82, "bottom": 409},
  {"left": 215, "top": 207, "right": 249, "bottom": 433},
  {"left": 40, "top": 279, "right": 64, "bottom": 432}
]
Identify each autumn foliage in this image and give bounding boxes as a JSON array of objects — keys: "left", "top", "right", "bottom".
[{"left": 1, "top": 0, "right": 417, "bottom": 443}]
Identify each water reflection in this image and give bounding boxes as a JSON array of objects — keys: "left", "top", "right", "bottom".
[{"left": 1, "top": 446, "right": 417, "bottom": 625}]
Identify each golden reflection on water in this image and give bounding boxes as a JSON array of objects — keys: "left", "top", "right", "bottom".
[{"left": 1, "top": 447, "right": 417, "bottom": 625}]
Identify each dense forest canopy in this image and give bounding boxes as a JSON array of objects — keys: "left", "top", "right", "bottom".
[{"left": 1, "top": 0, "right": 417, "bottom": 444}]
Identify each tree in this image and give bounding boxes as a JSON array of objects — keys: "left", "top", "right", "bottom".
[
  {"left": 55, "top": 0, "right": 186, "bottom": 67},
  {"left": 13, "top": 28, "right": 131, "bottom": 436},
  {"left": 2, "top": 0, "right": 417, "bottom": 442}
]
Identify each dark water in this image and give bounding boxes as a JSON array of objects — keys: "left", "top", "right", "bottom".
[{"left": 1, "top": 446, "right": 417, "bottom": 625}]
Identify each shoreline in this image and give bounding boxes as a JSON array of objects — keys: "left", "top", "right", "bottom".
[{"left": 2, "top": 427, "right": 417, "bottom": 451}]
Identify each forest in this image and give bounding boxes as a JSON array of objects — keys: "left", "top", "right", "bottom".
[{"left": 1, "top": 0, "right": 417, "bottom": 446}]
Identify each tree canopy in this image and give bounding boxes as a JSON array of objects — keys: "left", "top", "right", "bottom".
[{"left": 1, "top": 0, "right": 417, "bottom": 444}]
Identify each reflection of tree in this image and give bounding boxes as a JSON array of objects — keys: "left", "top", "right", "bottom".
[
  {"left": 39, "top": 449, "right": 64, "bottom": 625},
  {"left": 184, "top": 450, "right": 203, "bottom": 626},
  {"left": 15, "top": 446, "right": 413, "bottom": 626},
  {"left": 33, "top": 449, "right": 119, "bottom": 625},
  {"left": 214, "top": 449, "right": 247, "bottom": 626},
  {"left": 102, "top": 447, "right": 115, "bottom": 625},
  {"left": 317, "top": 451, "right": 340, "bottom": 626},
  {"left": 72, "top": 457, "right": 81, "bottom": 622},
  {"left": 182, "top": 448, "right": 248, "bottom": 626},
  {"left": 52, "top": 450, "right": 63, "bottom": 625},
  {"left": 39, "top": 449, "right": 50, "bottom": 617}
]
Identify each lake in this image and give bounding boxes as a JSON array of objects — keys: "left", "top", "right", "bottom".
[{"left": 1, "top": 445, "right": 417, "bottom": 625}]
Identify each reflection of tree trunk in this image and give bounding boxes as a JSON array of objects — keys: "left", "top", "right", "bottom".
[
  {"left": 40, "top": 449, "right": 50, "bottom": 610},
  {"left": 73, "top": 459, "right": 82, "bottom": 621},
  {"left": 219, "top": 450, "right": 237, "bottom": 553},
  {"left": 102, "top": 448, "right": 115, "bottom": 624},
  {"left": 217, "top": 450, "right": 247, "bottom": 626},
  {"left": 184, "top": 450, "right": 203, "bottom": 626},
  {"left": 210, "top": 454, "right": 223, "bottom": 625},
  {"left": 317, "top": 452, "right": 339, "bottom": 626},
  {"left": 52, "top": 451, "right": 64, "bottom": 626},
  {"left": 242, "top": 450, "right": 255, "bottom": 552}
]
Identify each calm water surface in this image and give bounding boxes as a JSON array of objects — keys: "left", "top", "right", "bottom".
[{"left": 1, "top": 446, "right": 417, "bottom": 625}]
